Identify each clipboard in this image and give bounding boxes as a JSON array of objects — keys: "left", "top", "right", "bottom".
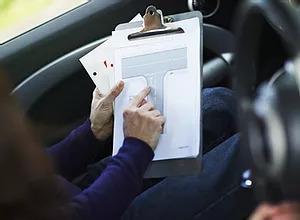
[{"left": 114, "top": 6, "right": 203, "bottom": 178}]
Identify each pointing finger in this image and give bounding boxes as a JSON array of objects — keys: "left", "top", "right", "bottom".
[{"left": 130, "top": 87, "right": 151, "bottom": 107}]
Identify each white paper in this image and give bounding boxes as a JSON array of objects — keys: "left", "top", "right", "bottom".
[
  {"left": 112, "top": 17, "right": 201, "bottom": 161},
  {"left": 80, "top": 14, "right": 143, "bottom": 94}
]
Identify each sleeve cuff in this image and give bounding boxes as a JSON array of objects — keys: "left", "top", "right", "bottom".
[
  {"left": 123, "top": 137, "right": 154, "bottom": 158},
  {"left": 82, "top": 119, "right": 103, "bottom": 146},
  {"left": 118, "top": 137, "right": 154, "bottom": 172}
]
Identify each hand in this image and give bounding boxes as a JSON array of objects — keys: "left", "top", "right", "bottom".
[
  {"left": 123, "top": 87, "right": 166, "bottom": 151},
  {"left": 90, "top": 81, "right": 124, "bottom": 141},
  {"left": 249, "top": 202, "right": 300, "bottom": 220}
]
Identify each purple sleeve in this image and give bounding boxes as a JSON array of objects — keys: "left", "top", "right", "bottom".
[
  {"left": 68, "top": 137, "right": 154, "bottom": 220},
  {"left": 47, "top": 120, "right": 106, "bottom": 181}
]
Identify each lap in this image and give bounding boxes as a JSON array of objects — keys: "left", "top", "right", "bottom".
[
  {"left": 121, "top": 88, "right": 255, "bottom": 219},
  {"left": 74, "top": 87, "right": 255, "bottom": 219},
  {"left": 202, "top": 87, "right": 237, "bottom": 153},
  {"left": 121, "top": 134, "right": 255, "bottom": 220}
]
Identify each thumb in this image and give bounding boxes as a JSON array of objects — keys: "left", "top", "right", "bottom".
[
  {"left": 93, "top": 87, "right": 105, "bottom": 98},
  {"left": 104, "top": 80, "right": 124, "bottom": 103}
]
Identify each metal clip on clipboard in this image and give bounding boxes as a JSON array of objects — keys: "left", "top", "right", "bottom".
[
  {"left": 128, "top": 6, "right": 184, "bottom": 40},
  {"left": 116, "top": 6, "right": 203, "bottom": 178}
]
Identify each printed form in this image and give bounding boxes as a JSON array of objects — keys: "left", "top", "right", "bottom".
[{"left": 112, "top": 17, "right": 201, "bottom": 161}]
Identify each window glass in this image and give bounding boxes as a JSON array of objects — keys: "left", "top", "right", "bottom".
[{"left": 0, "top": 0, "right": 88, "bottom": 44}]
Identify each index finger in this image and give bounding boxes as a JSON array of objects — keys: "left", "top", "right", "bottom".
[{"left": 130, "top": 87, "right": 151, "bottom": 107}]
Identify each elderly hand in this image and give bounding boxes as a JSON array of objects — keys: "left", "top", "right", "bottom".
[
  {"left": 249, "top": 202, "right": 300, "bottom": 220},
  {"left": 90, "top": 81, "right": 124, "bottom": 141},
  {"left": 123, "top": 87, "right": 166, "bottom": 151}
]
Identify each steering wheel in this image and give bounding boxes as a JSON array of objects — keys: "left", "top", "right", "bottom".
[{"left": 235, "top": 0, "right": 300, "bottom": 202}]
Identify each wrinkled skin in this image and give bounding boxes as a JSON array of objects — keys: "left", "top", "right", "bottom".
[
  {"left": 90, "top": 81, "right": 124, "bottom": 141},
  {"left": 123, "top": 87, "right": 165, "bottom": 150}
]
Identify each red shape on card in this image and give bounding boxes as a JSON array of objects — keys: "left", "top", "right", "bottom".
[
  {"left": 111, "top": 64, "right": 114, "bottom": 68},
  {"left": 103, "top": 61, "right": 108, "bottom": 68}
]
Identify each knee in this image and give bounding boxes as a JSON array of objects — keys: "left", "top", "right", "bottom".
[
  {"left": 202, "top": 87, "right": 236, "bottom": 116},
  {"left": 202, "top": 87, "right": 237, "bottom": 153}
]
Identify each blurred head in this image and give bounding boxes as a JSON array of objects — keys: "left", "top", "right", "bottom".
[{"left": 0, "top": 70, "right": 66, "bottom": 220}]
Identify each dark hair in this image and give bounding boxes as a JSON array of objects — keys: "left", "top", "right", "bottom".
[{"left": 0, "top": 70, "right": 67, "bottom": 220}]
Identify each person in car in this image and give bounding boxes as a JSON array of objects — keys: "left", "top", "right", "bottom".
[
  {"left": 48, "top": 80, "right": 255, "bottom": 220},
  {"left": 46, "top": 80, "right": 166, "bottom": 220},
  {"left": 43, "top": 79, "right": 300, "bottom": 220},
  {"left": 3, "top": 69, "right": 299, "bottom": 220},
  {"left": 0, "top": 73, "right": 164, "bottom": 220},
  {"left": 0, "top": 69, "right": 246, "bottom": 219}
]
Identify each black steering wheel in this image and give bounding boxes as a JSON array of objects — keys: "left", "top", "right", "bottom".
[{"left": 235, "top": 0, "right": 300, "bottom": 202}]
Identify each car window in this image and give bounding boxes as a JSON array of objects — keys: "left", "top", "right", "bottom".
[{"left": 0, "top": 0, "right": 88, "bottom": 44}]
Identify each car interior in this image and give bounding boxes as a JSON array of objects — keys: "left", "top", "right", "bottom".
[
  {"left": 1, "top": 0, "right": 300, "bottom": 218},
  {"left": 1, "top": 0, "right": 291, "bottom": 148}
]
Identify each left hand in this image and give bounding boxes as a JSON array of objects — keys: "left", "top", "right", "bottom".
[{"left": 90, "top": 81, "right": 124, "bottom": 141}]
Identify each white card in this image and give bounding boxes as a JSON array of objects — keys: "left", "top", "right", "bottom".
[
  {"left": 80, "top": 14, "right": 143, "bottom": 94},
  {"left": 80, "top": 39, "right": 113, "bottom": 94}
]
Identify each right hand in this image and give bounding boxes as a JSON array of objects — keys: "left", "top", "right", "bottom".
[{"left": 123, "top": 87, "right": 165, "bottom": 151}]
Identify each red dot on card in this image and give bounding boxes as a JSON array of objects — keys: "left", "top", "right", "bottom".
[{"left": 111, "top": 64, "right": 114, "bottom": 67}]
